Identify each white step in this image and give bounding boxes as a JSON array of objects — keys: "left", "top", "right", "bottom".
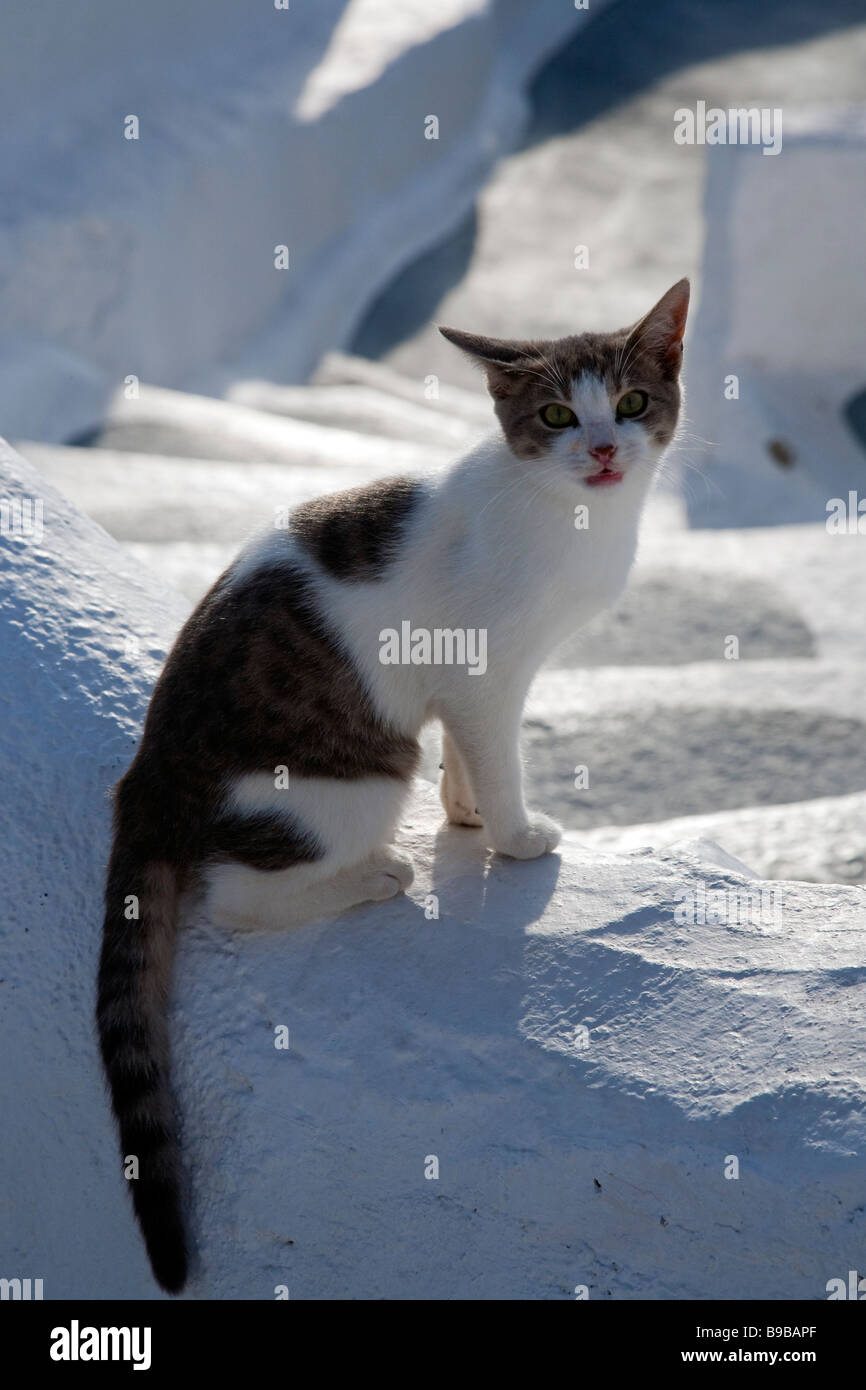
[
  {"left": 312, "top": 350, "right": 493, "bottom": 425},
  {"left": 226, "top": 379, "right": 483, "bottom": 451},
  {"left": 62, "top": 384, "right": 454, "bottom": 468},
  {"left": 576, "top": 790, "right": 866, "bottom": 886}
]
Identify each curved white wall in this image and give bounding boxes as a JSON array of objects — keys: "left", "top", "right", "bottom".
[{"left": 0, "top": 0, "right": 594, "bottom": 441}]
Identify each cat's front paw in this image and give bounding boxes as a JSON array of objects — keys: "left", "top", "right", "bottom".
[{"left": 492, "top": 814, "right": 562, "bottom": 861}]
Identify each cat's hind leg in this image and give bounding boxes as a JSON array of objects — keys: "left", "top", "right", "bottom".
[
  {"left": 204, "top": 773, "right": 414, "bottom": 930},
  {"left": 439, "top": 728, "right": 484, "bottom": 827},
  {"left": 310, "top": 845, "right": 415, "bottom": 916},
  {"left": 207, "top": 845, "right": 414, "bottom": 930}
]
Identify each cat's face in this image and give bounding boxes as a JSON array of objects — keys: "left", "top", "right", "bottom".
[{"left": 440, "top": 279, "right": 688, "bottom": 491}]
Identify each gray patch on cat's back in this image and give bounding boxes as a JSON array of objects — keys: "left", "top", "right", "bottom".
[
  {"left": 116, "top": 556, "right": 421, "bottom": 873},
  {"left": 291, "top": 475, "right": 425, "bottom": 581}
]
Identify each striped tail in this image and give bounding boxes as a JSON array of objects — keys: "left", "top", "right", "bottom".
[{"left": 96, "top": 839, "right": 188, "bottom": 1294}]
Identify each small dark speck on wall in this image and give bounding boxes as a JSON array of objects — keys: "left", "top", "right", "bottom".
[{"left": 766, "top": 438, "right": 796, "bottom": 468}]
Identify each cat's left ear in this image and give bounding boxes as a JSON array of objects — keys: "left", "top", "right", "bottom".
[
  {"left": 438, "top": 326, "right": 534, "bottom": 398},
  {"left": 627, "top": 278, "right": 690, "bottom": 376}
]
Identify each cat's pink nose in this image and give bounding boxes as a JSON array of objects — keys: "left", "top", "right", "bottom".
[{"left": 588, "top": 442, "right": 618, "bottom": 463}]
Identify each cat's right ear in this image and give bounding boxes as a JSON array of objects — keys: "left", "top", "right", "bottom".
[
  {"left": 438, "top": 326, "right": 530, "bottom": 398},
  {"left": 625, "top": 279, "right": 690, "bottom": 377}
]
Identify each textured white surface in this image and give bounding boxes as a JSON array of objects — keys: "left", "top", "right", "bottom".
[
  {"left": 0, "top": 439, "right": 186, "bottom": 1298},
  {"left": 578, "top": 791, "right": 866, "bottom": 885}
]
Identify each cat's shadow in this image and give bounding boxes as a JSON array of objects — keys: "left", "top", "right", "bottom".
[{"left": 427, "top": 819, "right": 563, "bottom": 940}]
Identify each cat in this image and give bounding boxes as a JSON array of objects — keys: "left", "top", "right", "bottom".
[{"left": 96, "top": 278, "right": 689, "bottom": 1294}]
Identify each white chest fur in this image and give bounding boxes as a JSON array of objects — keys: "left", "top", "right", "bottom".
[{"left": 298, "top": 435, "right": 653, "bottom": 734}]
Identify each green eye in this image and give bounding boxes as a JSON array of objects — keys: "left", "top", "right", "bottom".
[
  {"left": 617, "top": 390, "right": 648, "bottom": 418},
  {"left": 541, "top": 403, "right": 577, "bottom": 428}
]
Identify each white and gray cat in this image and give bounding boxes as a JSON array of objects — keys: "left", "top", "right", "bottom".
[{"left": 97, "top": 279, "right": 689, "bottom": 1293}]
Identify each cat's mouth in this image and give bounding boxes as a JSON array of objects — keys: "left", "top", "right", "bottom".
[{"left": 584, "top": 466, "right": 624, "bottom": 487}]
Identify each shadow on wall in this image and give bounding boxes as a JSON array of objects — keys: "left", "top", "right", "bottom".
[
  {"left": 350, "top": 207, "right": 478, "bottom": 362},
  {"left": 352, "top": 0, "right": 865, "bottom": 360},
  {"left": 523, "top": 0, "right": 865, "bottom": 144}
]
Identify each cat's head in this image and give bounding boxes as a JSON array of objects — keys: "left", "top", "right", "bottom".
[{"left": 439, "top": 279, "right": 688, "bottom": 491}]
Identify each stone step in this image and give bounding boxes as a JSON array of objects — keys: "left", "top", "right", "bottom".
[
  {"left": 18, "top": 441, "right": 410, "bottom": 545},
  {"left": 60, "top": 384, "right": 454, "bottom": 469},
  {"left": 226, "top": 380, "right": 483, "bottom": 451},
  {"left": 576, "top": 790, "right": 866, "bottom": 886},
  {"left": 516, "top": 661, "right": 866, "bottom": 833},
  {"left": 311, "top": 350, "right": 493, "bottom": 425}
]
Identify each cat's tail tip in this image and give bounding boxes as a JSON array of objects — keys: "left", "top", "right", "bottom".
[{"left": 141, "top": 1198, "right": 189, "bottom": 1295}]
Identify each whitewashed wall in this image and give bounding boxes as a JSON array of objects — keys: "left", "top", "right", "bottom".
[
  {"left": 0, "top": 0, "right": 595, "bottom": 442},
  {"left": 685, "top": 111, "right": 866, "bottom": 526}
]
